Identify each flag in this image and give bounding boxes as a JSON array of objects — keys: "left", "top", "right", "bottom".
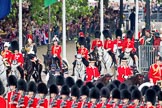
[
  {"left": 44, "top": 0, "right": 57, "bottom": 7},
  {"left": 0, "top": 0, "right": 11, "bottom": 20}
]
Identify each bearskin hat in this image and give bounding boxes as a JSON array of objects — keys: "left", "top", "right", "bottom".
[
  {"left": 112, "top": 80, "right": 121, "bottom": 88},
  {"left": 112, "top": 88, "right": 121, "bottom": 99},
  {"left": 8, "top": 75, "right": 17, "bottom": 86},
  {"left": 141, "top": 86, "right": 149, "bottom": 96},
  {"left": 60, "top": 85, "right": 70, "bottom": 96},
  {"left": 37, "top": 83, "right": 48, "bottom": 95},
  {"left": 79, "top": 37, "right": 86, "bottom": 46},
  {"left": 76, "top": 79, "right": 83, "bottom": 88},
  {"left": 80, "top": 85, "right": 89, "bottom": 97},
  {"left": 11, "top": 40, "right": 19, "bottom": 52},
  {"left": 100, "top": 87, "right": 110, "bottom": 99},
  {"left": 50, "top": 84, "right": 59, "bottom": 94},
  {"left": 131, "top": 89, "right": 142, "bottom": 101},
  {"left": 145, "top": 89, "right": 156, "bottom": 105},
  {"left": 55, "top": 75, "right": 64, "bottom": 86},
  {"left": 103, "top": 30, "right": 111, "bottom": 39},
  {"left": 27, "top": 81, "right": 37, "bottom": 93},
  {"left": 89, "top": 87, "right": 100, "bottom": 99},
  {"left": 95, "top": 82, "right": 104, "bottom": 90},
  {"left": 71, "top": 85, "right": 80, "bottom": 98},
  {"left": 86, "top": 82, "right": 95, "bottom": 89},
  {"left": 158, "top": 91, "right": 162, "bottom": 101},
  {"left": 126, "top": 30, "right": 133, "bottom": 39},
  {"left": 115, "top": 29, "right": 122, "bottom": 38},
  {"left": 128, "top": 85, "right": 138, "bottom": 93},
  {"left": 119, "top": 83, "right": 128, "bottom": 90},
  {"left": 0, "top": 80, "right": 5, "bottom": 95},
  {"left": 121, "top": 89, "right": 131, "bottom": 100},
  {"left": 151, "top": 85, "right": 161, "bottom": 95},
  {"left": 17, "top": 79, "right": 27, "bottom": 91},
  {"left": 107, "top": 83, "right": 117, "bottom": 92},
  {"left": 65, "top": 77, "right": 75, "bottom": 88},
  {"left": 95, "top": 31, "right": 101, "bottom": 38}
]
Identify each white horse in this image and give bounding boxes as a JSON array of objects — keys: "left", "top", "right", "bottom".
[
  {"left": 97, "top": 47, "right": 115, "bottom": 76},
  {"left": 0, "top": 56, "right": 8, "bottom": 95},
  {"left": 74, "top": 55, "right": 86, "bottom": 81},
  {"left": 10, "top": 60, "right": 20, "bottom": 79},
  {"left": 113, "top": 44, "right": 121, "bottom": 66}
]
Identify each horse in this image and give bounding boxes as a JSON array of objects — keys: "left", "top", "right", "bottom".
[
  {"left": 10, "top": 60, "right": 20, "bottom": 79},
  {"left": 113, "top": 44, "right": 121, "bottom": 66},
  {"left": 23, "top": 54, "right": 42, "bottom": 83},
  {"left": 124, "top": 73, "right": 145, "bottom": 86},
  {"left": 0, "top": 56, "right": 8, "bottom": 95},
  {"left": 97, "top": 47, "right": 116, "bottom": 76}
]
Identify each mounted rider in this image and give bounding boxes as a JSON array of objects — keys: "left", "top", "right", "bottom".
[
  {"left": 76, "top": 31, "right": 87, "bottom": 51},
  {"left": 11, "top": 41, "right": 24, "bottom": 79},
  {"left": 103, "top": 29, "right": 116, "bottom": 66},
  {"left": 91, "top": 31, "right": 103, "bottom": 51},
  {"left": 1, "top": 42, "right": 12, "bottom": 66},
  {"left": 51, "top": 35, "right": 62, "bottom": 69}
]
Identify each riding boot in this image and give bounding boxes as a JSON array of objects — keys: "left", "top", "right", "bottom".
[
  {"left": 82, "top": 58, "right": 89, "bottom": 67},
  {"left": 6, "top": 66, "right": 11, "bottom": 78},
  {"left": 17, "top": 66, "right": 24, "bottom": 79},
  {"left": 130, "top": 53, "right": 136, "bottom": 65},
  {"left": 72, "top": 60, "right": 76, "bottom": 76}
]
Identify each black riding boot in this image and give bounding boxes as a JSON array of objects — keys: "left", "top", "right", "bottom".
[
  {"left": 17, "top": 66, "right": 24, "bottom": 79},
  {"left": 72, "top": 60, "right": 76, "bottom": 76}
]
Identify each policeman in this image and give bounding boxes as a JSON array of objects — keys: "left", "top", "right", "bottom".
[
  {"left": 91, "top": 31, "right": 103, "bottom": 51},
  {"left": 145, "top": 89, "right": 156, "bottom": 108},
  {"left": 36, "top": 82, "right": 48, "bottom": 108},
  {"left": 26, "top": 81, "right": 37, "bottom": 108},
  {"left": 49, "top": 84, "right": 59, "bottom": 108},
  {"left": 0, "top": 80, "right": 6, "bottom": 108}
]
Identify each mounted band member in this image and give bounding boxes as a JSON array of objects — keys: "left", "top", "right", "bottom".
[
  {"left": 91, "top": 31, "right": 103, "bottom": 51},
  {"left": 103, "top": 29, "right": 116, "bottom": 65},
  {"left": 11, "top": 41, "right": 24, "bottom": 79}
]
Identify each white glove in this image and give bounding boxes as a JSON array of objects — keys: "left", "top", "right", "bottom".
[{"left": 124, "top": 76, "right": 128, "bottom": 79}]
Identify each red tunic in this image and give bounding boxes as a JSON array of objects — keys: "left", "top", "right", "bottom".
[
  {"left": 86, "top": 65, "right": 100, "bottom": 82},
  {"left": 77, "top": 47, "right": 89, "bottom": 60},
  {"left": 36, "top": 98, "right": 48, "bottom": 108},
  {"left": 117, "top": 66, "right": 133, "bottom": 83},
  {"left": 51, "top": 45, "right": 62, "bottom": 60},
  {"left": 104, "top": 39, "right": 114, "bottom": 52},
  {"left": 1, "top": 50, "right": 12, "bottom": 64},
  {"left": 156, "top": 104, "right": 162, "bottom": 108},
  {"left": 7, "top": 91, "right": 20, "bottom": 108},
  {"left": 26, "top": 96, "right": 37, "bottom": 108},
  {"left": 17, "top": 95, "right": 28, "bottom": 108},
  {"left": 122, "top": 40, "right": 135, "bottom": 52},
  {"left": 11, "top": 53, "right": 24, "bottom": 67},
  {"left": 113, "top": 39, "right": 123, "bottom": 48},
  {"left": 0, "top": 96, "right": 6, "bottom": 108},
  {"left": 148, "top": 63, "right": 162, "bottom": 84},
  {"left": 91, "top": 39, "right": 103, "bottom": 50}
]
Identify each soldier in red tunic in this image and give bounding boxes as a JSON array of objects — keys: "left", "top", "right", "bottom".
[
  {"left": 49, "top": 84, "right": 59, "bottom": 108},
  {"left": 51, "top": 36, "right": 62, "bottom": 69},
  {"left": 117, "top": 57, "right": 133, "bottom": 83},
  {"left": 114, "top": 29, "right": 123, "bottom": 54},
  {"left": 7, "top": 75, "right": 19, "bottom": 108},
  {"left": 16, "top": 79, "right": 28, "bottom": 108},
  {"left": 145, "top": 89, "right": 156, "bottom": 108},
  {"left": 103, "top": 29, "right": 117, "bottom": 66},
  {"left": 91, "top": 31, "right": 103, "bottom": 51},
  {"left": 119, "top": 89, "right": 131, "bottom": 108},
  {"left": 85, "top": 58, "right": 100, "bottom": 82},
  {"left": 0, "top": 80, "right": 6, "bottom": 108},
  {"left": 157, "top": 91, "right": 162, "bottom": 108},
  {"left": 26, "top": 81, "right": 37, "bottom": 108},
  {"left": 11, "top": 41, "right": 24, "bottom": 79},
  {"left": 148, "top": 57, "right": 162, "bottom": 84},
  {"left": 110, "top": 88, "right": 121, "bottom": 108},
  {"left": 36, "top": 83, "right": 48, "bottom": 108}
]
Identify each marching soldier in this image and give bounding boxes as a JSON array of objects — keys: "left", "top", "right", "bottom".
[
  {"left": 110, "top": 88, "right": 121, "bottom": 107},
  {"left": 55, "top": 75, "right": 65, "bottom": 92},
  {"left": 148, "top": 56, "right": 162, "bottom": 84},
  {"left": 103, "top": 29, "right": 116, "bottom": 66},
  {"left": 26, "top": 81, "right": 37, "bottom": 108},
  {"left": 77, "top": 85, "right": 89, "bottom": 108},
  {"left": 51, "top": 36, "right": 62, "bottom": 69},
  {"left": 85, "top": 57, "right": 100, "bottom": 82},
  {"left": 16, "top": 79, "right": 28, "bottom": 108},
  {"left": 119, "top": 89, "right": 131, "bottom": 108},
  {"left": 91, "top": 31, "right": 103, "bottom": 51},
  {"left": 11, "top": 41, "right": 24, "bottom": 79},
  {"left": 49, "top": 84, "right": 59, "bottom": 108},
  {"left": 117, "top": 57, "right": 133, "bottom": 83},
  {"left": 0, "top": 80, "right": 6, "bottom": 108},
  {"left": 7, "top": 75, "right": 19, "bottom": 108},
  {"left": 36, "top": 83, "right": 48, "bottom": 108},
  {"left": 145, "top": 89, "right": 156, "bottom": 108},
  {"left": 113, "top": 29, "right": 123, "bottom": 53},
  {"left": 157, "top": 91, "right": 162, "bottom": 108}
]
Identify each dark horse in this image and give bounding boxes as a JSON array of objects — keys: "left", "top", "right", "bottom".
[
  {"left": 23, "top": 53, "right": 42, "bottom": 83},
  {"left": 89, "top": 47, "right": 101, "bottom": 72},
  {"left": 43, "top": 54, "right": 68, "bottom": 74},
  {"left": 94, "top": 74, "right": 112, "bottom": 85}
]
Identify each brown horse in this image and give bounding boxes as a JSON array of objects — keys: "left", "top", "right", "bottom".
[{"left": 94, "top": 74, "right": 113, "bottom": 85}]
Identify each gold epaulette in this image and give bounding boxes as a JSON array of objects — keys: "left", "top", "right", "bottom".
[{"left": 151, "top": 63, "right": 160, "bottom": 75}]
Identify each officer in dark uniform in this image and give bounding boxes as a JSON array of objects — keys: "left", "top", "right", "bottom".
[{"left": 0, "top": 80, "right": 6, "bottom": 108}]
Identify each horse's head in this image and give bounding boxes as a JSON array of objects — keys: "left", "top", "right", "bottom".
[
  {"left": 43, "top": 54, "right": 52, "bottom": 67},
  {"left": 99, "top": 74, "right": 112, "bottom": 85},
  {"left": 134, "top": 73, "right": 145, "bottom": 85},
  {"left": 76, "top": 54, "right": 82, "bottom": 62}
]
